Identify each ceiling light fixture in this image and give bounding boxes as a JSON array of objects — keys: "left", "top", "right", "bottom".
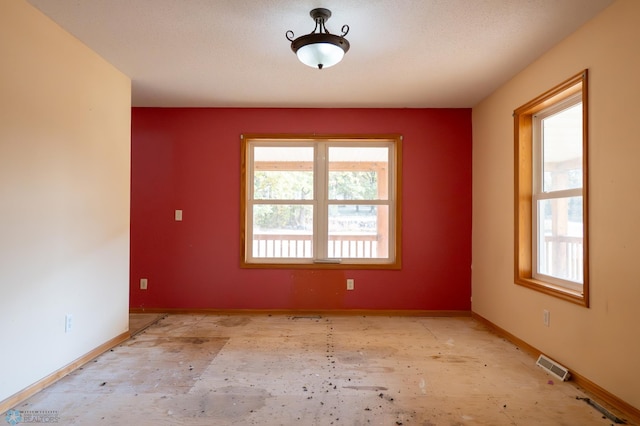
[{"left": 286, "top": 8, "right": 350, "bottom": 70}]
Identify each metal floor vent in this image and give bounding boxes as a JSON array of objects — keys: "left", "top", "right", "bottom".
[{"left": 536, "top": 354, "right": 570, "bottom": 381}]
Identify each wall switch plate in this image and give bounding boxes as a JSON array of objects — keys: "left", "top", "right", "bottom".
[
  {"left": 175, "top": 210, "right": 183, "bottom": 221},
  {"left": 346, "top": 279, "right": 354, "bottom": 290},
  {"left": 543, "top": 309, "right": 550, "bottom": 327},
  {"left": 140, "top": 278, "right": 148, "bottom": 290},
  {"left": 65, "top": 314, "right": 73, "bottom": 333}
]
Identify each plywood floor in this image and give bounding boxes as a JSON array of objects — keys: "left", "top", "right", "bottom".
[
  {"left": 13, "top": 314, "right": 631, "bottom": 425},
  {"left": 129, "top": 313, "right": 166, "bottom": 336}
]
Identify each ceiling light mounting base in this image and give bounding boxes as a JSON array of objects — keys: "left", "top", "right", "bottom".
[{"left": 310, "top": 8, "right": 332, "bottom": 22}]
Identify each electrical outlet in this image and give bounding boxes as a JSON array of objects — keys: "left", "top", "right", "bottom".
[
  {"left": 65, "top": 314, "right": 73, "bottom": 333},
  {"left": 140, "top": 278, "right": 148, "bottom": 290},
  {"left": 543, "top": 309, "right": 550, "bottom": 327},
  {"left": 346, "top": 279, "right": 354, "bottom": 290}
]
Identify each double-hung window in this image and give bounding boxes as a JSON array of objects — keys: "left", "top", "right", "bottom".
[
  {"left": 241, "top": 135, "right": 402, "bottom": 269},
  {"left": 514, "top": 71, "right": 589, "bottom": 306}
]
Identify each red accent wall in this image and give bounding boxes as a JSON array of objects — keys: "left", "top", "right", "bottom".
[{"left": 130, "top": 108, "right": 471, "bottom": 310}]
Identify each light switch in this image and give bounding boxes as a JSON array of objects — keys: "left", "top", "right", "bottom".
[{"left": 175, "top": 210, "right": 183, "bottom": 221}]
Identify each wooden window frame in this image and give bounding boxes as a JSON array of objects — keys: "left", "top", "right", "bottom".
[
  {"left": 240, "top": 134, "right": 403, "bottom": 269},
  {"left": 513, "top": 70, "right": 589, "bottom": 306}
]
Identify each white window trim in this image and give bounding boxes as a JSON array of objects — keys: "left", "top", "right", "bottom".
[
  {"left": 246, "top": 140, "right": 316, "bottom": 264},
  {"left": 532, "top": 94, "right": 584, "bottom": 291}
]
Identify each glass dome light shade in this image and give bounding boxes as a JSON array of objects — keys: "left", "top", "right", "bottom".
[
  {"left": 297, "top": 42, "right": 345, "bottom": 69},
  {"left": 290, "top": 33, "right": 350, "bottom": 70}
]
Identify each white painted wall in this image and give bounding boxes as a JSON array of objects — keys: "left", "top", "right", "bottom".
[
  {"left": 0, "top": 0, "right": 131, "bottom": 404},
  {"left": 473, "top": 0, "right": 640, "bottom": 410}
]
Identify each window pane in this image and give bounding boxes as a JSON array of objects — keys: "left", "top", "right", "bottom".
[
  {"left": 537, "top": 197, "right": 583, "bottom": 283},
  {"left": 252, "top": 205, "right": 313, "bottom": 258},
  {"left": 328, "top": 205, "right": 388, "bottom": 259},
  {"left": 542, "top": 103, "right": 582, "bottom": 192},
  {"left": 328, "top": 147, "right": 388, "bottom": 200},
  {"left": 254, "top": 171, "right": 313, "bottom": 200},
  {"left": 254, "top": 147, "right": 313, "bottom": 200}
]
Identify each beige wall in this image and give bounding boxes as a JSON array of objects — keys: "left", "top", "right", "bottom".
[
  {"left": 473, "top": 0, "right": 640, "bottom": 410},
  {"left": 0, "top": 0, "right": 131, "bottom": 403}
]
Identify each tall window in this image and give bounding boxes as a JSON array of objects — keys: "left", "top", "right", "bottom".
[
  {"left": 241, "top": 135, "right": 402, "bottom": 269},
  {"left": 514, "top": 71, "right": 589, "bottom": 306}
]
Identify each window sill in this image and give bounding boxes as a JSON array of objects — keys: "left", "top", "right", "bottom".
[
  {"left": 515, "top": 276, "right": 587, "bottom": 307},
  {"left": 241, "top": 261, "right": 401, "bottom": 270}
]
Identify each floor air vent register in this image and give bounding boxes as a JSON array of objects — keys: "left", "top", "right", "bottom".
[{"left": 536, "top": 354, "right": 571, "bottom": 381}]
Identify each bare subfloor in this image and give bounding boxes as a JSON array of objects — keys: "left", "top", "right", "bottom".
[{"left": 15, "top": 314, "right": 630, "bottom": 425}]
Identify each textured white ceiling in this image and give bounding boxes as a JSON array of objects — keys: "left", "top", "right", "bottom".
[{"left": 27, "top": 0, "right": 614, "bottom": 108}]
